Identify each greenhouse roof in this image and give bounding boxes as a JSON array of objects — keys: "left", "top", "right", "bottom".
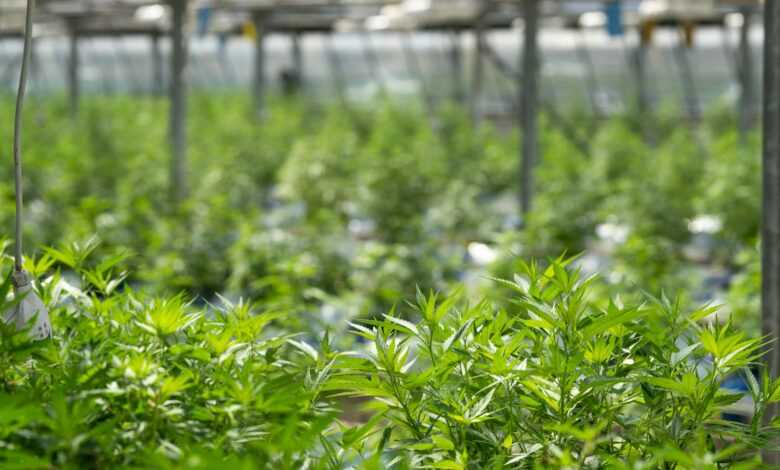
[{"left": 0, "top": 0, "right": 764, "bottom": 37}]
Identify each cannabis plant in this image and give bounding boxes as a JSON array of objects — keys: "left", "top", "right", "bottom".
[
  {"left": 333, "top": 257, "right": 780, "bottom": 468},
  {"left": 0, "top": 248, "right": 338, "bottom": 469}
]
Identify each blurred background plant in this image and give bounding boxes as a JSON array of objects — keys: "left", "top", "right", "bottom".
[{"left": 0, "top": 94, "right": 763, "bottom": 341}]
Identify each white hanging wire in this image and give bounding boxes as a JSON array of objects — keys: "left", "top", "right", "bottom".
[
  {"left": 13, "top": 0, "right": 33, "bottom": 273},
  {"left": 6, "top": 0, "right": 52, "bottom": 340}
]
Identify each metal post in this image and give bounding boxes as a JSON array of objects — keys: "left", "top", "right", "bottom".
[
  {"left": 151, "top": 31, "right": 164, "bottom": 96},
  {"left": 739, "top": 6, "right": 756, "bottom": 139},
  {"left": 169, "top": 0, "right": 188, "bottom": 203},
  {"left": 519, "top": 0, "right": 540, "bottom": 218},
  {"left": 252, "top": 11, "right": 267, "bottom": 119},
  {"left": 470, "top": 11, "right": 486, "bottom": 123},
  {"left": 764, "top": 0, "right": 780, "bottom": 464},
  {"left": 291, "top": 32, "right": 303, "bottom": 84},
  {"left": 633, "top": 23, "right": 656, "bottom": 145},
  {"left": 66, "top": 18, "right": 79, "bottom": 118},
  {"left": 450, "top": 29, "right": 464, "bottom": 104},
  {"left": 635, "top": 39, "right": 650, "bottom": 115}
]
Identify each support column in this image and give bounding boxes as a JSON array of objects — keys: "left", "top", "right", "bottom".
[
  {"left": 66, "top": 18, "right": 80, "bottom": 118},
  {"left": 519, "top": 0, "right": 540, "bottom": 217},
  {"left": 292, "top": 32, "right": 303, "bottom": 84},
  {"left": 635, "top": 40, "right": 649, "bottom": 115},
  {"left": 151, "top": 30, "right": 164, "bottom": 96},
  {"left": 634, "top": 21, "right": 656, "bottom": 144},
  {"left": 169, "top": 0, "right": 188, "bottom": 203},
  {"left": 470, "top": 13, "right": 486, "bottom": 123},
  {"left": 251, "top": 11, "right": 267, "bottom": 118},
  {"left": 739, "top": 6, "right": 756, "bottom": 139},
  {"left": 764, "top": 1, "right": 780, "bottom": 464}
]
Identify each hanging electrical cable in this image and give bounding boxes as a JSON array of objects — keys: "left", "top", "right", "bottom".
[{"left": 4, "top": 0, "right": 51, "bottom": 341}]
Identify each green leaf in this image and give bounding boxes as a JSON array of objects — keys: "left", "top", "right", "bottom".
[
  {"left": 645, "top": 376, "right": 696, "bottom": 398},
  {"left": 288, "top": 339, "right": 319, "bottom": 362},
  {"left": 432, "top": 435, "right": 455, "bottom": 451},
  {"left": 443, "top": 319, "right": 473, "bottom": 353},
  {"left": 431, "top": 460, "right": 464, "bottom": 470},
  {"left": 382, "top": 315, "right": 419, "bottom": 337},
  {"left": 581, "top": 307, "right": 645, "bottom": 339}
]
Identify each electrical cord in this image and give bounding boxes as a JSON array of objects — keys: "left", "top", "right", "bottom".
[{"left": 13, "top": 0, "right": 33, "bottom": 274}]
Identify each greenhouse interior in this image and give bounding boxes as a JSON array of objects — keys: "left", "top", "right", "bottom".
[{"left": 4, "top": 0, "right": 780, "bottom": 467}]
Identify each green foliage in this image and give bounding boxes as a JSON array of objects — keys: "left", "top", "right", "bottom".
[
  {"left": 0, "top": 92, "right": 765, "bottom": 337},
  {"left": 278, "top": 108, "right": 361, "bottom": 225},
  {"left": 335, "top": 257, "right": 780, "bottom": 468},
  {"left": 696, "top": 131, "right": 761, "bottom": 249},
  {"left": 0, "top": 95, "right": 511, "bottom": 315},
  {"left": 726, "top": 246, "right": 762, "bottom": 338},
  {"left": 0, "top": 97, "right": 755, "bottom": 264},
  {"left": 523, "top": 116, "right": 599, "bottom": 256},
  {"left": 0, "top": 251, "right": 339, "bottom": 469},
  {"left": 0, "top": 76, "right": 769, "bottom": 468},
  {"left": 357, "top": 105, "right": 449, "bottom": 243},
  {"left": 2, "top": 251, "right": 776, "bottom": 468}
]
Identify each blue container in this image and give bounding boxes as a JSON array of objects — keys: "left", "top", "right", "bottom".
[{"left": 606, "top": 1, "right": 624, "bottom": 37}]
